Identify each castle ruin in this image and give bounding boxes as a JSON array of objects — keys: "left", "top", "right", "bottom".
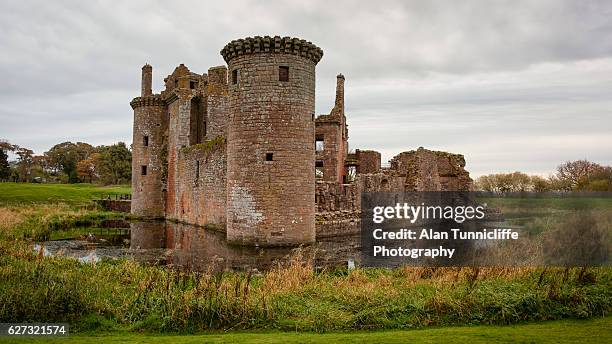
[{"left": 130, "top": 36, "right": 472, "bottom": 246}]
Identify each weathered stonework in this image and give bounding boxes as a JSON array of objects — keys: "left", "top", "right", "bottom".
[
  {"left": 355, "top": 149, "right": 381, "bottom": 174},
  {"left": 315, "top": 74, "right": 348, "bottom": 184},
  {"left": 130, "top": 35, "right": 473, "bottom": 246}
]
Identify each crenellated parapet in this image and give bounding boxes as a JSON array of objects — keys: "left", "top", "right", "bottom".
[
  {"left": 130, "top": 94, "right": 165, "bottom": 109},
  {"left": 220, "top": 36, "right": 323, "bottom": 64}
]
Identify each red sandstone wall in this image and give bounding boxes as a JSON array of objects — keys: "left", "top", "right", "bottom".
[
  {"left": 389, "top": 148, "right": 472, "bottom": 191},
  {"left": 206, "top": 66, "right": 229, "bottom": 139},
  {"left": 355, "top": 149, "right": 381, "bottom": 174},
  {"left": 315, "top": 120, "right": 345, "bottom": 183},
  {"left": 173, "top": 141, "right": 227, "bottom": 227}
]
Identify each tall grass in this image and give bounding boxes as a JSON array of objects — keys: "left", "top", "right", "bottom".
[
  {"left": 0, "top": 247, "right": 609, "bottom": 333},
  {"left": 0, "top": 204, "right": 610, "bottom": 333}
]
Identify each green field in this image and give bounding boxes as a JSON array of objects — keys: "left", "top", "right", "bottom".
[
  {"left": 0, "top": 183, "right": 130, "bottom": 206},
  {"left": 0, "top": 317, "right": 610, "bottom": 343}
]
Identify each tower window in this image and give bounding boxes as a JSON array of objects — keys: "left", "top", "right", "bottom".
[
  {"left": 195, "top": 160, "right": 200, "bottom": 180},
  {"left": 143, "top": 135, "right": 149, "bottom": 147},
  {"left": 265, "top": 153, "right": 273, "bottom": 161},
  {"left": 190, "top": 81, "right": 197, "bottom": 89},
  {"left": 279, "top": 66, "right": 289, "bottom": 82},
  {"left": 141, "top": 165, "right": 147, "bottom": 176},
  {"left": 232, "top": 69, "right": 238, "bottom": 84}
]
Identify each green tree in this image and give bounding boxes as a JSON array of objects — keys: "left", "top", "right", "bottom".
[
  {"left": 77, "top": 157, "right": 97, "bottom": 183},
  {"left": 0, "top": 148, "right": 10, "bottom": 181},
  {"left": 15, "top": 147, "right": 35, "bottom": 182},
  {"left": 44, "top": 141, "right": 94, "bottom": 183},
  {"left": 94, "top": 142, "right": 131, "bottom": 185},
  {"left": 530, "top": 175, "right": 551, "bottom": 192},
  {"left": 584, "top": 166, "right": 612, "bottom": 191},
  {"left": 475, "top": 172, "right": 546, "bottom": 192}
]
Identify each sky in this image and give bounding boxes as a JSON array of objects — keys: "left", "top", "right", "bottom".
[{"left": 0, "top": 0, "right": 610, "bottom": 177}]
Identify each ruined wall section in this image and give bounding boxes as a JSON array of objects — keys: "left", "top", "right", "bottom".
[
  {"left": 314, "top": 148, "right": 473, "bottom": 237},
  {"left": 389, "top": 148, "right": 472, "bottom": 191},
  {"left": 222, "top": 36, "right": 322, "bottom": 246},
  {"left": 314, "top": 74, "right": 347, "bottom": 183},
  {"left": 315, "top": 119, "right": 345, "bottom": 183},
  {"left": 355, "top": 149, "right": 381, "bottom": 174},
  {"left": 173, "top": 138, "right": 227, "bottom": 228},
  {"left": 315, "top": 181, "right": 360, "bottom": 237}
]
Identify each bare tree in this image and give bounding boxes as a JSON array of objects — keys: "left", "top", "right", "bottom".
[{"left": 555, "top": 160, "right": 602, "bottom": 190}]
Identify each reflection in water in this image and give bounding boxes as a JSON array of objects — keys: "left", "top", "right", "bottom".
[
  {"left": 34, "top": 221, "right": 361, "bottom": 272},
  {"left": 131, "top": 221, "right": 360, "bottom": 272}
]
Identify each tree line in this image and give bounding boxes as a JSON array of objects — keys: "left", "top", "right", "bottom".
[
  {"left": 1, "top": 140, "right": 609, "bottom": 191},
  {"left": 475, "top": 160, "right": 612, "bottom": 192},
  {"left": 0, "top": 140, "right": 131, "bottom": 185}
]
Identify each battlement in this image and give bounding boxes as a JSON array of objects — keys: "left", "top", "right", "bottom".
[
  {"left": 130, "top": 94, "right": 165, "bottom": 109},
  {"left": 220, "top": 35, "right": 323, "bottom": 65}
]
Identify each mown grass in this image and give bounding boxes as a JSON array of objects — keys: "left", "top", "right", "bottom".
[
  {"left": 0, "top": 317, "right": 610, "bottom": 343},
  {"left": 0, "top": 182, "right": 130, "bottom": 206}
]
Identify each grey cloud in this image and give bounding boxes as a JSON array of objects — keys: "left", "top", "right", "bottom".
[{"left": 0, "top": 0, "right": 610, "bottom": 177}]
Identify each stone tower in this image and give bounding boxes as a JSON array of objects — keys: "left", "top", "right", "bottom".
[
  {"left": 221, "top": 36, "right": 323, "bottom": 246},
  {"left": 130, "top": 64, "right": 166, "bottom": 218}
]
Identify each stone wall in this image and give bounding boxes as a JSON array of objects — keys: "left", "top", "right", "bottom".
[
  {"left": 315, "top": 181, "right": 360, "bottom": 237},
  {"left": 315, "top": 75, "right": 347, "bottom": 184},
  {"left": 95, "top": 199, "right": 131, "bottom": 213},
  {"left": 165, "top": 64, "right": 208, "bottom": 220},
  {"left": 389, "top": 147, "right": 472, "bottom": 191},
  {"left": 172, "top": 138, "right": 227, "bottom": 228},
  {"left": 315, "top": 120, "right": 344, "bottom": 183},
  {"left": 313, "top": 147, "right": 473, "bottom": 238},
  {"left": 355, "top": 149, "right": 381, "bottom": 174},
  {"left": 206, "top": 66, "right": 229, "bottom": 139}
]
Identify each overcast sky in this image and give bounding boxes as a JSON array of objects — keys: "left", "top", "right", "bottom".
[{"left": 0, "top": 0, "right": 610, "bottom": 177}]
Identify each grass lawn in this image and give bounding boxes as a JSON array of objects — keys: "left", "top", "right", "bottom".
[
  {"left": 1, "top": 317, "right": 609, "bottom": 343},
  {"left": 0, "top": 183, "right": 130, "bottom": 206}
]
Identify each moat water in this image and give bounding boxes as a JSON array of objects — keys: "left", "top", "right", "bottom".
[{"left": 35, "top": 220, "right": 361, "bottom": 272}]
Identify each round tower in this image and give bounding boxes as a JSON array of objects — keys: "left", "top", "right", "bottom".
[
  {"left": 130, "top": 64, "right": 166, "bottom": 218},
  {"left": 221, "top": 36, "right": 323, "bottom": 246}
]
